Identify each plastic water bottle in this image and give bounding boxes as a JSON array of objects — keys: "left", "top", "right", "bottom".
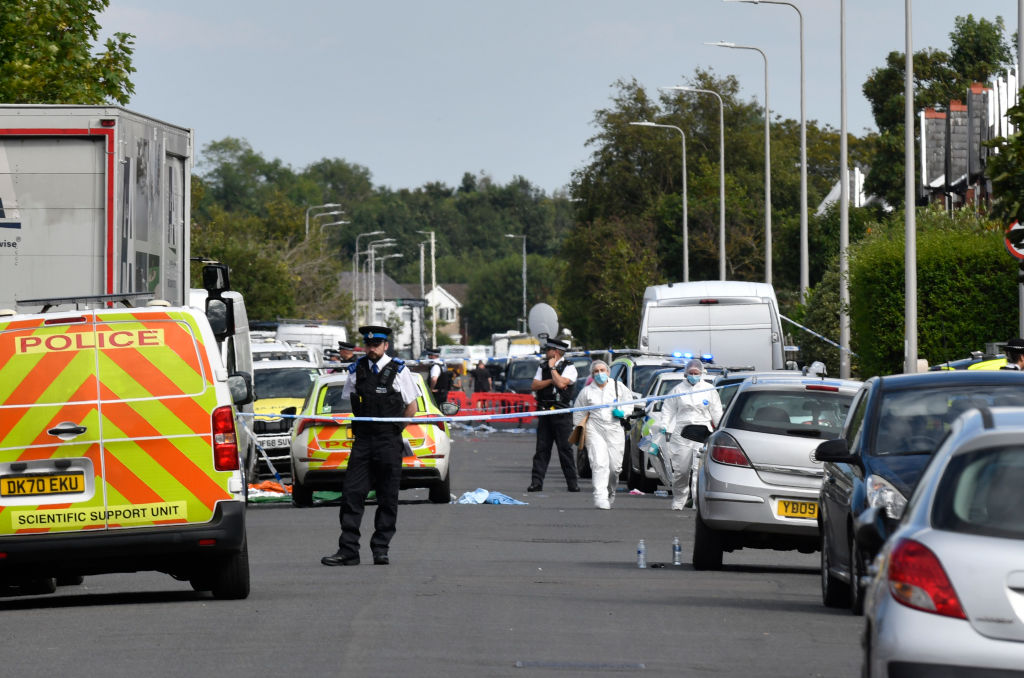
[
  {"left": 637, "top": 539, "right": 647, "bottom": 568},
  {"left": 672, "top": 536, "right": 682, "bottom": 566}
]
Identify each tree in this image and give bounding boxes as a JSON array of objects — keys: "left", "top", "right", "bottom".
[
  {"left": 0, "top": 0, "right": 135, "bottom": 105},
  {"left": 985, "top": 98, "right": 1024, "bottom": 225}
]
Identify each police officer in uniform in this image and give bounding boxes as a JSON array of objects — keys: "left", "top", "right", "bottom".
[
  {"left": 1000, "top": 338, "right": 1024, "bottom": 370},
  {"left": 322, "top": 326, "right": 419, "bottom": 567},
  {"left": 527, "top": 337, "right": 580, "bottom": 492},
  {"left": 337, "top": 340, "right": 357, "bottom": 363}
]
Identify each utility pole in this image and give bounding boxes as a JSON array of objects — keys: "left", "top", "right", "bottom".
[{"left": 418, "top": 230, "right": 436, "bottom": 348}]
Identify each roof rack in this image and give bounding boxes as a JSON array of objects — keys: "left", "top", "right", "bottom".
[{"left": 16, "top": 293, "right": 155, "bottom": 313}]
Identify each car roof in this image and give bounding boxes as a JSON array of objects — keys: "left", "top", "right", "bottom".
[
  {"left": 874, "top": 370, "right": 1024, "bottom": 390},
  {"left": 734, "top": 375, "right": 861, "bottom": 394},
  {"left": 253, "top": 359, "right": 319, "bottom": 370}
]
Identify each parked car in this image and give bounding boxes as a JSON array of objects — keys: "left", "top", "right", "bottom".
[
  {"left": 815, "top": 370, "right": 1024, "bottom": 614},
  {"left": 252, "top": 359, "right": 321, "bottom": 476},
  {"left": 623, "top": 370, "right": 690, "bottom": 492},
  {"left": 609, "top": 352, "right": 697, "bottom": 399},
  {"left": 289, "top": 372, "right": 460, "bottom": 506},
  {"left": 859, "top": 405, "right": 1024, "bottom": 677},
  {"left": 503, "top": 355, "right": 542, "bottom": 394},
  {"left": 693, "top": 374, "right": 860, "bottom": 570}
]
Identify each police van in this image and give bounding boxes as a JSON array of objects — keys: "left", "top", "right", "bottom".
[{"left": 0, "top": 292, "right": 253, "bottom": 598}]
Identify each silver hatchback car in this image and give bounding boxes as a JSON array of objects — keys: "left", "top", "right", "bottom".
[
  {"left": 693, "top": 375, "right": 860, "bottom": 570},
  {"left": 860, "top": 406, "right": 1024, "bottom": 677}
]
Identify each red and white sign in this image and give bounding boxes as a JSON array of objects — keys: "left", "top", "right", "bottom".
[{"left": 1005, "top": 221, "right": 1024, "bottom": 260}]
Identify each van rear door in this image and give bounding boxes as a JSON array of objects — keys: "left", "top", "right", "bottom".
[
  {"left": 0, "top": 313, "right": 104, "bottom": 536},
  {"left": 647, "top": 300, "right": 774, "bottom": 368}
]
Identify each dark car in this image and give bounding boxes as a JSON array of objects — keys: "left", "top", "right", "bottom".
[
  {"left": 815, "top": 370, "right": 1024, "bottom": 615},
  {"left": 503, "top": 355, "right": 542, "bottom": 394}
]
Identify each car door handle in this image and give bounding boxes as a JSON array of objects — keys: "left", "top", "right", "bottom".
[
  {"left": 826, "top": 476, "right": 837, "bottom": 485},
  {"left": 47, "top": 422, "right": 88, "bottom": 439}
]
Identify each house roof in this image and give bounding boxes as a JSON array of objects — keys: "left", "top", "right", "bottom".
[
  {"left": 338, "top": 271, "right": 418, "bottom": 300},
  {"left": 443, "top": 283, "right": 469, "bottom": 305}
]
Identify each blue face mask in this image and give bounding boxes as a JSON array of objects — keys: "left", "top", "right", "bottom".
[
  {"left": 593, "top": 372, "right": 609, "bottom": 385},
  {"left": 686, "top": 373, "right": 701, "bottom": 385}
]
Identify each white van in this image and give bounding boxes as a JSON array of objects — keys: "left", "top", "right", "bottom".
[
  {"left": 275, "top": 321, "right": 347, "bottom": 360},
  {"left": 638, "top": 281, "right": 785, "bottom": 370}
]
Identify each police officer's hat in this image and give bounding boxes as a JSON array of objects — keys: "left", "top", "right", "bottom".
[
  {"left": 1006, "top": 338, "right": 1024, "bottom": 354},
  {"left": 338, "top": 340, "right": 356, "bottom": 351},
  {"left": 542, "top": 337, "right": 569, "bottom": 352},
  {"left": 358, "top": 325, "right": 392, "bottom": 343}
]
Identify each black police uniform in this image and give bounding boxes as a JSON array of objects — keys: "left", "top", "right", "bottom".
[
  {"left": 529, "top": 357, "right": 579, "bottom": 491},
  {"left": 336, "top": 354, "right": 407, "bottom": 562}
]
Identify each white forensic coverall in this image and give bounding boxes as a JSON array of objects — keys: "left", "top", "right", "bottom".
[
  {"left": 661, "top": 375, "right": 723, "bottom": 509},
  {"left": 573, "top": 380, "right": 633, "bottom": 509}
]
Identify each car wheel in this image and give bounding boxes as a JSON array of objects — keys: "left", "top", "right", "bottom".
[
  {"left": 209, "top": 540, "right": 251, "bottom": 600},
  {"left": 23, "top": 577, "right": 56, "bottom": 595},
  {"left": 692, "top": 504, "right": 724, "bottom": 571},
  {"left": 290, "top": 465, "right": 314, "bottom": 508},
  {"left": 575, "top": 445, "right": 592, "bottom": 479},
  {"left": 821, "top": 523, "right": 850, "bottom": 608},
  {"left": 428, "top": 467, "right": 452, "bottom": 504},
  {"left": 850, "top": 531, "right": 865, "bottom": 615},
  {"left": 56, "top": 575, "right": 84, "bottom": 587}
]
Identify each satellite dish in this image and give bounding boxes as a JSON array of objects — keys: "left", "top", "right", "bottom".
[{"left": 528, "top": 303, "right": 559, "bottom": 339}]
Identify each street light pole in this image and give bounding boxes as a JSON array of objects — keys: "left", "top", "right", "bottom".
[
  {"left": 724, "top": 0, "right": 806, "bottom": 300},
  {"left": 304, "top": 203, "right": 341, "bottom": 239},
  {"left": 378, "top": 253, "right": 404, "bottom": 311},
  {"left": 353, "top": 230, "right": 384, "bottom": 325},
  {"left": 708, "top": 41, "right": 771, "bottom": 284},
  {"left": 505, "top": 234, "right": 527, "bottom": 332},
  {"left": 417, "top": 230, "right": 436, "bottom": 348},
  {"left": 630, "top": 121, "right": 688, "bottom": 281},
  {"left": 366, "top": 239, "right": 396, "bottom": 326},
  {"left": 662, "top": 86, "right": 726, "bottom": 280},
  {"left": 904, "top": 0, "right": 917, "bottom": 373},
  {"left": 839, "top": 0, "right": 851, "bottom": 379}
]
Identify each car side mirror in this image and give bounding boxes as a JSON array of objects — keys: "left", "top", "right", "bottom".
[
  {"left": 681, "top": 424, "right": 711, "bottom": 444},
  {"left": 227, "top": 372, "right": 252, "bottom": 406},
  {"left": 813, "top": 437, "right": 858, "bottom": 464},
  {"left": 440, "top": 401, "right": 460, "bottom": 416},
  {"left": 280, "top": 406, "right": 297, "bottom": 416}
]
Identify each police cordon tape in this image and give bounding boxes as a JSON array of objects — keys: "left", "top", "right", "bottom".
[
  {"left": 235, "top": 379, "right": 841, "bottom": 425},
  {"left": 780, "top": 314, "right": 860, "bottom": 359}
]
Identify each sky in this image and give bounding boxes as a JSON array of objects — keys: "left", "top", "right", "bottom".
[{"left": 99, "top": 0, "right": 1019, "bottom": 196}]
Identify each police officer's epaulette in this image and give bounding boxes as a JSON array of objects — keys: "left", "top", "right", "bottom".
[{"left": 392, "top": 358, "right": 406, "bottom": 371}]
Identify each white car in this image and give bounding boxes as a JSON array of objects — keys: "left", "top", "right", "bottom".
[
  {"left": 252, "top": 359, "right": 321, "bottom": 476},
  {"left": 860, "top": 406, "right": 1024, "bottom": 676}
]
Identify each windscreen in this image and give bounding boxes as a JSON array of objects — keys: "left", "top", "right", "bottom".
[
  {"left": 932, "top": 445, "right": 1024, "bottom": 539},
  {"left": 634, "top": 365, "right": 672, "bottom": 396},
  {"left": 508, "top": 359, "right": 540, "bottom": 380},
  {"left": 874, "top": 386, "right": 1024, "bottom": 456},
  {"left": 255, "top": 367, "right": 318, "bottom": 400}
]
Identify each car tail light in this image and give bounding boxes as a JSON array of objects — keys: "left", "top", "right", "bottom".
[
  {"left": 805, "top": 384, "right": 839, "bottom": 392},
  {"left": 295, "top": 417, "right": 343, "bottom": 435},
  {"left": 212, "top": 406, "right": 239, "bottom": 471},
  {"left": 709, "top": 431, "right": 751, "bottom": 467},
  {"left": 887, "top": 538, "right": 966, "bottom": 619}
]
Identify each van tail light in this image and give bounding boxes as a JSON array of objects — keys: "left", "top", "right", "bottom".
[
  {"left": 887, "top": 538, "right": 966, "bottom": 619},
  {"left": 708, "top": 431, "right": 751, "bottom": 467},
  {"left": 212, "top": 406, "right": 239, "bottom": 471},
  {"left": 295, "top": 417, "right": 343, "bottom": 435}
]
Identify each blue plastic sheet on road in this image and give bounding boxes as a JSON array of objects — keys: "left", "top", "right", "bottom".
[{"left": 455, "top": 488, "right": 528, "bottom": 505}]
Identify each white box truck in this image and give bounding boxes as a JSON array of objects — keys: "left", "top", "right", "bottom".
[
  {"left": 0, "top": 105, "right": 192, "bottom": 311},
  {"left": 638, "top": 281, "right": 785, "bottom": 370}
]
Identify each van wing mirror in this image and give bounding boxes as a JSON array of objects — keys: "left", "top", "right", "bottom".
[
  {"left": 202, "top": 262, "right": 230, "bottom": 296},
  {"left": 227, "top": 372, "right": 252, "bottom": 406},
  {"left": 813, "top": 438, "right": 857, "bottom": 464},
  {"left": 205, "top": 298, "right": 235, "bottom": 342},
  {"left": 440, "top": 401, "right": 460, "bottom": 416}
]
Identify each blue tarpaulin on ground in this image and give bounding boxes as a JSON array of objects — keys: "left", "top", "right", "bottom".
[{"left": 455, "top": 488, "right": 527, "bottom": 505}]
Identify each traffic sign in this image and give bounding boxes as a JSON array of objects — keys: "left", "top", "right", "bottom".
[{"left": 1005, "top": 221, "right": 1024, "bottom": 260}]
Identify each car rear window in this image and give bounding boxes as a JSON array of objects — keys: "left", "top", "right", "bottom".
[
  {"left": 932, "top": 446, "right": 1024, "bottom": 540},
  {"left": 874, "top": 386, "right": 1024, "bottom": 456},
  {"left": 318, "top": 384, "right": 352, "bottom": 414},
  {"left": 727, "top": 389, "right": 851, "bottom": 437},
  {"left": 255, "top": 367, "right": 318, "bottom": 400}
]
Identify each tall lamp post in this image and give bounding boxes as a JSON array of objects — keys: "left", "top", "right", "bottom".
[
  {"left": 630, "top": 121, "right": 688, "bottom": 281},
  {"left": 352, "top": 230, "right": 384, "bottom": 325},
  {"left": 377, "top": 254, "right": 404, "bottom": 319},
  {"left": 662, "top": 86, "right": 726, "bottom": 280},
  {"left": 505, "top": 234, "right": 527, "bottom": 333},
  {"left": 304, "top": 203, "right": 342, "bottom": 239},
  {"left": 723, "top": 0, "right": 807, "bottom": 300},
  {"left": 417, "top": 230, "right": 436, "bottom": 348},
  {"left": 366, "top": 239, "right": 396, "bottom": 325},
  {"left": 708, "top": 41, "right": 772, "bottom": 285},
  {"left": 839, "top": 0, "right": 851, "bottom": 378}
]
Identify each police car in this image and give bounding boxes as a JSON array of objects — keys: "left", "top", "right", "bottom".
[
  {"left": 252, "top": 359, "right": 321, "bottom": 476},
  {"left": 289, "top": 372, "right": 460, "bottom": 506}
]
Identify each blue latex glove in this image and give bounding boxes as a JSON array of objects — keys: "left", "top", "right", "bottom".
[
  {"left": 612, "top": 408, "right": 625, "bottom": 419},
  {"left": 647, "top": 443, "right": 660, "bottom": 456}
]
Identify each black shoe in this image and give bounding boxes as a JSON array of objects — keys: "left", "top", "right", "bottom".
[
  {"left": 567, "top": 485, "right": 581, "bottom": 492},
  {"left": 321, "top": 551, "right": 360, "bottom": 567},
  {"left": 527, "top": 484, "right": 543, "bottom": 492},
  {"left": 373, "top": 553, "right": 390, "bottom": 566}
]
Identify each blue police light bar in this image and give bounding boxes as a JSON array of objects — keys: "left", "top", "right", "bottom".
[
  {"left": 672, "top": 351, "right": 684, "bottom": 358},
  {"left": 701, "top": 354, "right": 714, "bottom": 363}
]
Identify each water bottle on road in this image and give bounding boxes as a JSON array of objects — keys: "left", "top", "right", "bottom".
[
  {"left": 672, "top": 536, "right": 682, "bottom": 565},
  {"left": 637, "top": 539, "right": 647, "bottom": 568}
]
